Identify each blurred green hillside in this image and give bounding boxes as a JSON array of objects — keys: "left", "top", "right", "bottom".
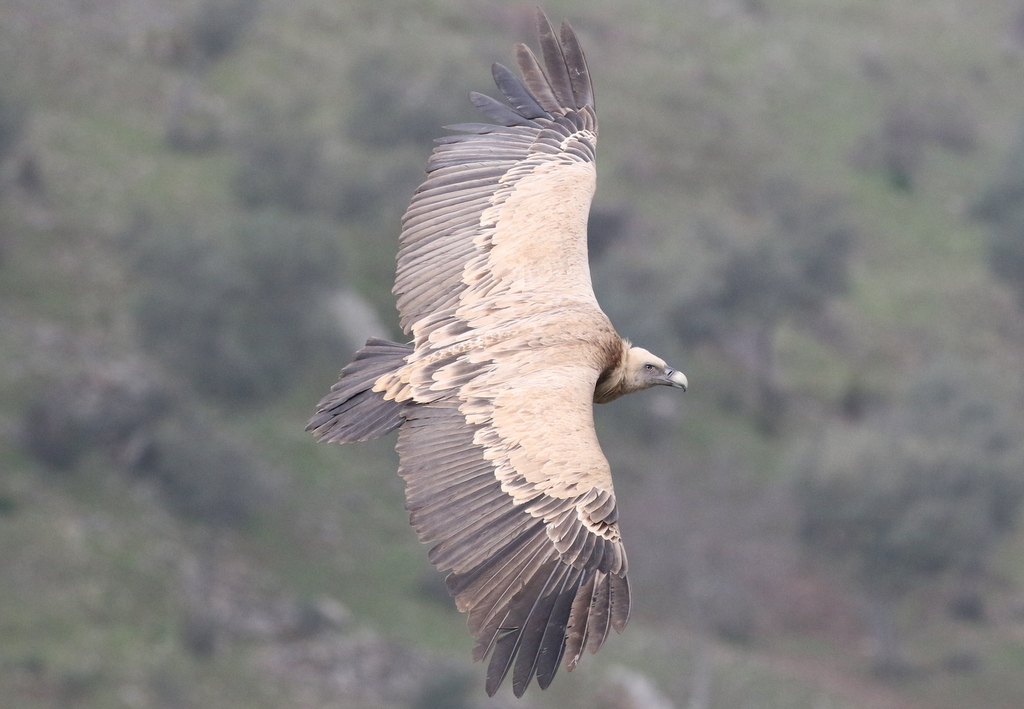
[{"left": 2, "top": 0, "right": 1024, "bottom": 708}]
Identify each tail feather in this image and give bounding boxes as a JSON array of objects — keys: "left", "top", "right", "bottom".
[{"left": 307, "top": 337, "right": 413, "bottom": 443}]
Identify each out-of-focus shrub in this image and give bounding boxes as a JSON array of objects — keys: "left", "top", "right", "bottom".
[
  {"left": 411, "top": 671, "right": 473, "bottom": 709},
  {"left": 21, "top": 361, "right": 170, "bottom": 471},
  {"left": 672, "top": 178, "right": 856, "bottom": 428},
  {"left": 125, "top": 210, "right": 344, "bottom": 403},
  {"left": 160, "top": 0, "right": 263, "bottom": 73},
  {"left": 231, "top": 102, "right": 328, "bottom": 213},
  {"left": 146, "top": 413, "right": 277, "bottom": 526},
  {"left": 972, "top": 119, "right": 1024, "bottom": 307},
  {"left": 0, "top": 80, "right": 27, "bottom": 167},
  {"left": 346, "top": 51, "right": 471, "bottom": 149},
  {"left": 850, "top": 100, "right": 977, "bottom": 192},
  {"left": 797, "top": 358, "right": 1024, "bottom": 673},
  {"left": 676, "top": 179, "right": 855, "bottom": 343},
  {"left": 230, "top": 100, "right": 423, "bottom": 224},
  {"left": 165, "top": 79, "right": 222, "bottom": 154},
  {"left": 19, "top": 358, "right": 275, "bottom": 527}
]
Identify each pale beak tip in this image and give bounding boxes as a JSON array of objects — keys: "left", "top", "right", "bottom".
[{"left": 668, "top": 369, "right": 688, "bottom": 392}]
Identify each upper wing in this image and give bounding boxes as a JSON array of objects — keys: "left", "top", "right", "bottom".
[
  {"left": 394, "top": 9, "right": 600, "bottom": 351},
  {"left": 397, "top": 334, "right": 630, "bottom": 697}
]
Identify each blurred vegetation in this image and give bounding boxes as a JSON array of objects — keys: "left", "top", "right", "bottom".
[
  {"left": 125, "top": 209, "right": 344, "bottom": 403},
  {"left": 2, "top": 1, "right": 1024, "bottom": 708},
  {"left": 673, "top": 177, "right": 857, "bottom": 429},
  {"left": 798, "top": 358, "right": 1024, "bottom": 676},
  {"left": 0, "top": 80, "right": 27, "bottom": 167},
  {"left": 974, "top": 119, "right": 1024, "bottom": 307}
]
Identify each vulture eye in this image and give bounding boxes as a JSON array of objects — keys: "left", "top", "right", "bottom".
[{"left": 644, "top": 363, "right": 656, "bottom": 372}]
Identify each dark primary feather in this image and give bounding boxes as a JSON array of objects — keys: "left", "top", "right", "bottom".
[
  {"left": 533, "top": 570, "right": 578, "bottom": 688},
  {"left": 469, "top": 91, "right": 541, "bottom": 128},
  {"left": 487, "top": 559, "right": 565, "bottom": 696},
  {"left": 510, "top": 564, "right": 582, "bottom": 693},
  {"left": 515, "top": 44, "right": 562, "bottom": 116},
  {"left": 558, "top": 19, "right": 594, "bottom": 110},
  {"left": 491, "top": 62, "right": 551, "bottom": 120},
  {"left": 535, "top": 11, "right": 575, "bottom": 109}
]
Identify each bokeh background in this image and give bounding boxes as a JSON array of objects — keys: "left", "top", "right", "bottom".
[{"left": 3, "top": 1, "right": 1024, "bottom": 707}]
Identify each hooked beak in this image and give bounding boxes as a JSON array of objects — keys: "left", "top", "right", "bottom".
[{"left": 663, "top": 368, "right": 688, "bottom": 392}]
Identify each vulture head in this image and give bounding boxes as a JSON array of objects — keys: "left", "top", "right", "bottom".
[
  {"left": 595, "top": 345, "right": 687, "bottom": 403},
  {"left": 625, "top": 346, "right": 688, "bottom": 392}
]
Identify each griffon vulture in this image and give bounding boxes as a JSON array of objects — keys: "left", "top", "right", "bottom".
[{"left": 308, "top": 9, "right": 687, "bottom": 697}]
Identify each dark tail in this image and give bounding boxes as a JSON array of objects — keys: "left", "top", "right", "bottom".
[{"left": 306, "top": 337, "right": 413, "bottom": 443}]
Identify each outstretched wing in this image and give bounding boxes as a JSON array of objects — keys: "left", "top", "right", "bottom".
[
  {"left": 393, "top": 8, "right": 600, "bottom": 352},
  {"left": 398, "top": 336, "right": 629, "bottom": 698}
]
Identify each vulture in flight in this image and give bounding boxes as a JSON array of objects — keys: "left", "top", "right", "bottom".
[{"left": 308, "top": 8, "right": 687, "bottom": 697}]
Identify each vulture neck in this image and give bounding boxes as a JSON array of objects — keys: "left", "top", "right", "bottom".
[{"left": 593, "top": 338, "right": 635, "bottom": 404}]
